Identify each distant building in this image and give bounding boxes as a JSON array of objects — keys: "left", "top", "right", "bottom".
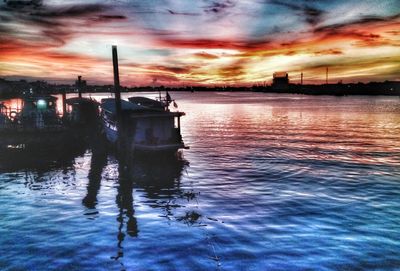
[{"left": 272, "top": 72, "right": 289, "bottom": 90}]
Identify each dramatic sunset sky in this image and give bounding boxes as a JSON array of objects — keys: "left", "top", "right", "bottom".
[{"left": 0, "top": 0, "right": 399, "bottom": 86}]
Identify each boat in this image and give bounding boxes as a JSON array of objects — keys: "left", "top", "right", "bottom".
[
  {"left": 100, "top": 45, "right": 187, "bottom": 155},
  {"left": 100, "top": 95, "right": 186, "bottom": 153},
  {"left": 65, "top": 97, "right": 100, "bottom": 128},
  {"left": 0, "top": 94, "right": 69, "bottom": 148}
]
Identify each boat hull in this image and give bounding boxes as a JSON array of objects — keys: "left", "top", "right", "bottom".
[{"left": 102, "top": 123, "right": 118, "bottom": 144}]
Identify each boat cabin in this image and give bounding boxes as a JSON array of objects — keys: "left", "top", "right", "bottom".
[
  {"left": 16, "top": 95, "right": 62, "bottom": 129},
  {"left": 101, "top": 98, "right": 185, "bottom": 152},
  {"left": 65, "top": 97, "right": 99, "bottom": 127}
]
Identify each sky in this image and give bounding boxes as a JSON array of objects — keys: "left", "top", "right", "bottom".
[{"left": 0, "top": 0, "right": 399, "bottom": 86}]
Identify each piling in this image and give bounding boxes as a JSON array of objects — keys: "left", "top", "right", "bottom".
[
  {"left": 112, "top": 45, "right": 122, "bottom": 116},
  {"left": 78, "top": 76, "right": 82, "bottom": 98},
  {"left": 62, "top": 90, "right": 67, "bottom": 116}
]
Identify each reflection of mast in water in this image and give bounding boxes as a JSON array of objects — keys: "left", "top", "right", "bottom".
[{"left": 82, "top": 146, "right": 108, "bottom": 209}]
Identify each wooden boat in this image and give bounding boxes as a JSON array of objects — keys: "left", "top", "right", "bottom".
[
  {"left": 100, "top": 96, "right": 186, "bottom": 153},
  {"left": 0, "top": 94, "right": 69, "bottom": 148},
  {"left": 65, "top": 97, "right": 100, "bottom": 128},
  {"left": 100, "top": 45, "right": 187, "bottom": 155}
]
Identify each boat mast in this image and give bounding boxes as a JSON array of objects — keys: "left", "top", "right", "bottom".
[{"left": 112, "top": 45, "right": 122, "bottom": 116}]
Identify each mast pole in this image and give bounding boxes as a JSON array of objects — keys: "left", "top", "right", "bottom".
[{"left": 112, "top": 45, "right": 122, "bottom": 116}]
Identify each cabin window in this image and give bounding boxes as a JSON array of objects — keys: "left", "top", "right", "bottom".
[{"left": 174, "top": 117, "right": 179, "bottom": 129}]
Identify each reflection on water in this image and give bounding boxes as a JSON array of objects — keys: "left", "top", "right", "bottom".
[{"left": 0, "top": 92, "right": 400, "bottom": 270}]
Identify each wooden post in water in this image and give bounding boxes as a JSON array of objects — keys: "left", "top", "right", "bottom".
[
  {"left": 78, "top": 76, "right": 82, "bottom": 98},
  {"left": 112, "top": 45, "right": 122, "bottom": 116},
  {"left": 112, "top": 45, "right": 126, "bottom": 155},
  {"left": 62, "top": 90, "right": 67, "bottom": 117}
]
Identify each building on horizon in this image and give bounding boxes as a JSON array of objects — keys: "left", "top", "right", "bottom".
[{"left": 272, "top": 72, "right": 289, "bottom": 90}]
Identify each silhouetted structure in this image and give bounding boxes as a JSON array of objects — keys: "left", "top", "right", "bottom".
[
  {"left": 75, "top": 76, "right": 86, "bottom": 98},
  {"left": 272, "top": 72, "right": 289, "bottom": 90}
]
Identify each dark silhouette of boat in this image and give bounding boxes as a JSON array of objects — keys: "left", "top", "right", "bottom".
[
  {"left": 0, "top": 94, "right": 70, "bottom": 148},
  {"left": 100, "top": 96, "right": 185, "bottom": 153},
  {"left": 65, "top": 97, "right": 100, "bottom": 129},
  {"left": 100, "top": 45, "right": 187, "bottom": 155}
]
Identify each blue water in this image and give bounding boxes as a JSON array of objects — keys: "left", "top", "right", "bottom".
[{"left": 1, "top": 93, "right": 400, "bottom": 270}]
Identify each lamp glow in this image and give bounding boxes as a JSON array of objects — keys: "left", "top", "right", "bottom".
[{"left": 37, "top": 99, "right": 47, "bottom": 109}]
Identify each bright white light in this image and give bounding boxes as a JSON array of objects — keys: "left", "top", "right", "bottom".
[{"left": 37, "top": 99, "right": 47, "bottom": 109}]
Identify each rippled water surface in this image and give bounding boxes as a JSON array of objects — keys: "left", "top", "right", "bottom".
[{"left": 1, "top": 92, "right": 400, "bottom": 270}]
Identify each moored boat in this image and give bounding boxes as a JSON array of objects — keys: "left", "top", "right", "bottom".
[
  {"left": 0, "top": 94, "right": 69, "bottom": 148},
  {"left": 65, "top": 97, "right": 100, "bottom": 128},
  {"left": 100, "top": 96, "right": 186, "bottom": 153},
  {"left": 100, "top": 45, "right": 187, "bottom": 155}
]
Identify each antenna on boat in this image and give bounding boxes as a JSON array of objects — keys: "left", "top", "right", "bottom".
[{"left": 112, "top": 45, "right": 122, "bottom": 116}]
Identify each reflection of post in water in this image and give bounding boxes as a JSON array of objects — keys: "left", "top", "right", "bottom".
[
  {"left": 111, "top": 153, "right": 194, "bottom": 262},
  {"left": 112, "top": 160, "right": 138, "bottom": 262},
  {"left": 82, "top": 146, "right": 108, "bottom": 209},
  {"left": 117, "top": 161, "right": 138, "bottom": 238}
]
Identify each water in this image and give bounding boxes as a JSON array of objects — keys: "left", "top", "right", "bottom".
[{"left": 1, "top": 92, "right": 400, "bottom": 270}]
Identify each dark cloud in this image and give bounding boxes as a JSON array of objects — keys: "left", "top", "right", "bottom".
[
  {"left": 310, "top": 13, "right": 400, "bottom": 47},
  {"left": 193, "top": 52, "right": 219, "bottom": 59},
  {"left": 314, "top": 13, "right": 400, "bottom": 33},
  {"left": 0, "top": 2, "right": 126, "bottom": 49},
  {"left": 94, "top": 15, "right": 127, "bottom": 22},
  {"left": 30, "top": 4, "right": 106, "bottom": 18},
  {"left": 203, "top": 0, "right": 235, "bottom": 14},
  {"left": 218, "top": 59, "right": 248, "bottom": 79},
  {"left": 153, "top": 65, "right": 193, "bottom": 74},
  {"left": 166, "top": 9, "right": 199, "bottom": 16},
  {"left": 151, "top": 74, "right": 180, "bottom": 82},
  {"left": 158, "top": 38, "right": 271, "bottom": 51},
  {"left": 3, "top": 0, "right": 42, "bottom": 9},
  {"left": 314, "top": 49, "right": 343, "bottom": 55},
  {"left": 304, "top": 6, "right": 323, "bottom": 25},
  {"left": 268, "top": 0, "right": 325, "bottom": 26}
]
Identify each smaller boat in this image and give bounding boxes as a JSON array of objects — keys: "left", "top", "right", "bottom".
[
  {"left": 65, "top": 97, "right": 100, "bottom": 128},
  {"left": 15, "top": 94, "right": 63, "bottom": 129},
  {"left": 0, "top": 94, "right": 69, "bottom": 148}
]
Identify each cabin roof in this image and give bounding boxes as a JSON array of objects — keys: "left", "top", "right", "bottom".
[
  {"left": 128, "top": 96, "right": 164, "bottom": 109},
  {"left": 101, "top": 98, "right": 147, "bottom": 113},
  {"left": 22, "top": 95, "right": 57, "bottom": 102},
  {"left": 66, "top": 97, "right": 99, "bottom": 105},
  {"left": 101, "top": 98, "right": 184, "bottom": 117}
]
